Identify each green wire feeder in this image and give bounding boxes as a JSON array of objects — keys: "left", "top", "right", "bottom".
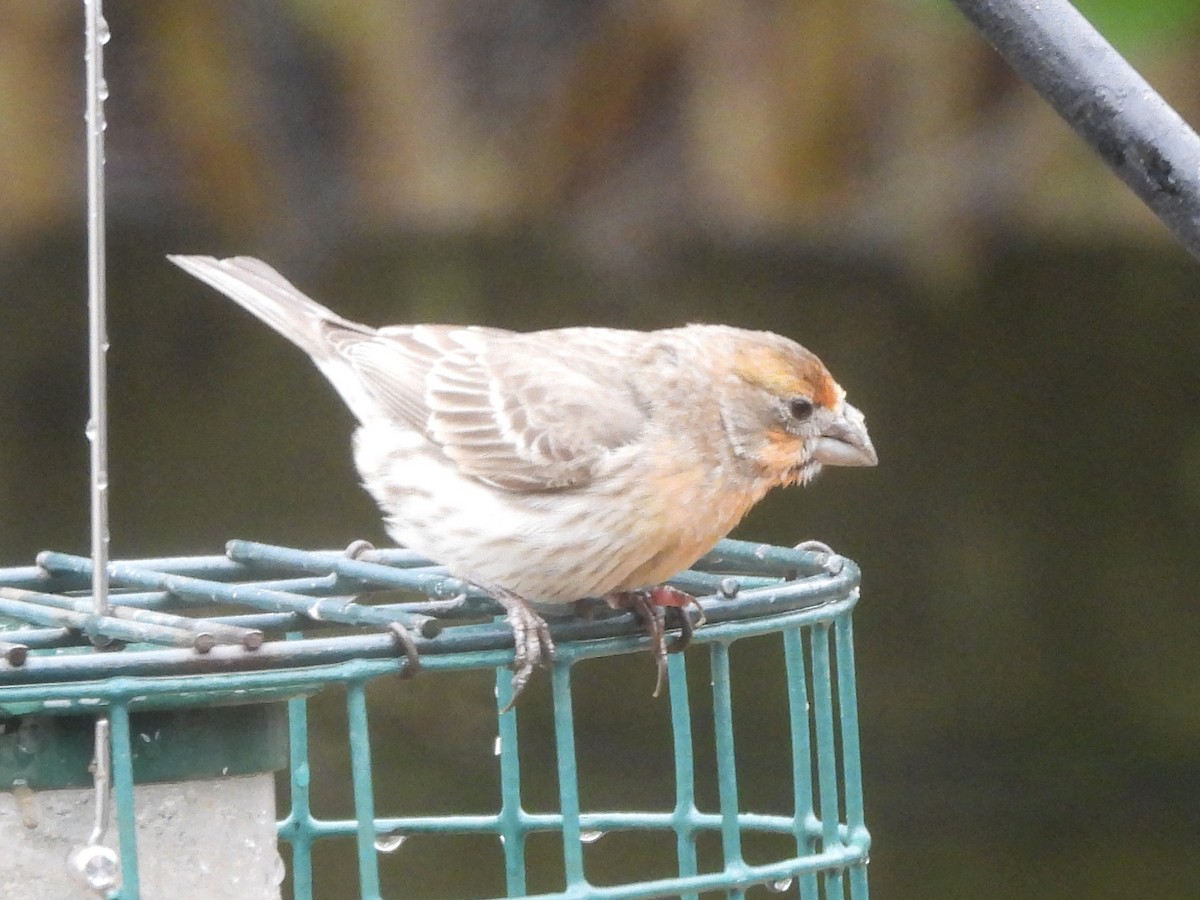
[{"left": 0, "top": 537, "right": 869, "bottom": 899}]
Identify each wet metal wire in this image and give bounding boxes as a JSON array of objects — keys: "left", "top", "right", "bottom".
[{"left": 77, "top": 2, "right": 118, "bottom": 891}]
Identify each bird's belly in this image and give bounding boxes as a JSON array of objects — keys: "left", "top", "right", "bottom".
[{"left": 354, "top": 427, "right": 758, "bottom": 602}]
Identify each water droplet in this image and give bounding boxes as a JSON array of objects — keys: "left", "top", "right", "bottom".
[
  {"left": 85, "top": 418, "right": 98, "bottom": 442},
  {"left": 373, "top": 832, "right": 407, "bottom": 853},
  {"left": 579, "top": 830, "right": 605, "bottom": 844},
  {"left": 97, "top": 78, "right": 109, "bottom": 101},
  {"left": 12, "top": 780, "right": 38, "bottom": 829},
  {"left": 493, "top": 735, "right": 501, "bottom": 756},
  {"left": 767, "top": 877, "right": 794, "bottom": 893},
  {"left": 305, "top": 602, "right": 324, "bottom": 621},
  {"left": 270, "top": 853, "right": 286, "bottom": 886},
  {"left": 97, "top": 16, "right": 111, "bottom": 44},
  {"left": 68, "top": 844, "right": 120, "bottom": 892}
]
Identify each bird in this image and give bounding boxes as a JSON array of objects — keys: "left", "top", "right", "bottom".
[{"left": 169, "top": 255, "right": 877, "bottom": 701}]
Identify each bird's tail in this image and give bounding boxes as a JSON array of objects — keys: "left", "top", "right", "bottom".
[{"left": 168, "top": 255, "right": 372, "bottom": 360}]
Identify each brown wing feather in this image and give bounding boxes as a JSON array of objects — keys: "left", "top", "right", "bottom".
[
  {"left": 425, "top": 330, "right": 649, "bottom": 491},
  {"left": 324, "top": 325, "right": 447, "bottom": 431},
  {"left": 334, "top": 325, "right": 650, "bottom": 492}
]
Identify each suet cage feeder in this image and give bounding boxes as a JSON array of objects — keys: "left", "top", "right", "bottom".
[{"left": 0, "top": 537, "right": 869, "bottom": 899}]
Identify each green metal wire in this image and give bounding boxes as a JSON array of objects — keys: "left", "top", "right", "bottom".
[
  {"left": 710, "top": 642, "right": 745, "bottom": 898},
  {"left": 666, "top": 652, "right": 699, "bottom": 900},
  {"left": 347, "top": 680, "right": 382, "bottom": 899},
  {"left": 281, "top": 692, "right": 315, "bottom": 897},
  {"left": 109, "top": 702, "right": 139, "bottom": 899},
  {"left": 784, "top": 629, "right": 820, "bottom": 900},
  {"left": 836, "top": 618, "right": 869, "bottom": 897},
  {"left": 496, "top": 670, "right": 527, "bottom": 896},
  {"left": 0, "top": 539, "right": 870, "bottom": 899}
]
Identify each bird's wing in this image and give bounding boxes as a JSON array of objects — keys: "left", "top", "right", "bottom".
[
  {"left": 170, "top": 255, "right": 650, "bottom": 490},
  {"left": 322, "top": 324, "right": 469, "bottom": 434},
  {"left": 341, "top": 326, "right": 650, "bottom": 491}
]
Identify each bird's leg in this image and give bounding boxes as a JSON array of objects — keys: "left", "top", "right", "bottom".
[
  {"left": 605, "top": 586, "right": 705, "bottom": 697},
  {"left": 482, "top": 585, "right": 555, "bottom": 709}
]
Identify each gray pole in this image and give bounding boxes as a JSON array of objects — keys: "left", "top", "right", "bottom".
[{"left": 950, "top": 0, "right": 1200, "bottom": 262}]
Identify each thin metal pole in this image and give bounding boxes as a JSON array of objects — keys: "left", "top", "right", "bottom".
[
  {"left": 87, "top": 716, "right": 113, "bottom": 845},
  {"left": 949, "top": 0, "right": 1200, "bottom": 262},
  {"left": 82, "top": 4, "right": 120, "bottom": 894},
  {"left": 84, "top": 0, "right": 111, "bottom": 620}
]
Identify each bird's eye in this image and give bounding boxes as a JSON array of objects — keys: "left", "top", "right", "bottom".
[{"left": 788, "top": 397, "right": 814, "bottom": 421}]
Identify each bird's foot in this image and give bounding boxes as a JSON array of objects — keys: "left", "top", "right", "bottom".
[
  {"left": 605, "top": 586, "right": 705, "bottom": 697},
  {"left": 485, "top": 586, "right": 555, "bottom": 711}
]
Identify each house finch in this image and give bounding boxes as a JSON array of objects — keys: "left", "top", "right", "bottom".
[{"left": 169, "top": 255, "right": 876, "bottom": 700}]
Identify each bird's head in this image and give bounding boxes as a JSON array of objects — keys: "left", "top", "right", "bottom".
[{"left": 713, "top": 331, "right": 877, "bottom": 488}]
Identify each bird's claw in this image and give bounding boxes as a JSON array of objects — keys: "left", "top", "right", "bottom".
[
  {"left": 606, "top": 586, "right": 705, "bottom": 698},
  {"left": 648, "top": 585, "right": 707, "bottom": 633},
  {"left": 665, "top": 600, "right": 695, "bottom": 655},
  {"left": 491, "top": 588, "right": 555, "bottom": 712}
]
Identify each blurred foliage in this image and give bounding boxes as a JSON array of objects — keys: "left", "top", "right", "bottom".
[
  {"left": 1074, "top": 0, "right": 1200, "bottom": 47},
  {"left": 2, "top": 1, "right": 1199, "bottom": 283}
]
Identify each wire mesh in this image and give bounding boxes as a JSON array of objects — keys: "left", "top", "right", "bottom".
[{"left": 0, "top": 538, "right": 869, "bottom": 899}]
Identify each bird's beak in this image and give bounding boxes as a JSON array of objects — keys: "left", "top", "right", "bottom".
[{"left": 814, "top": 402, "right": 877, "bottom": 467}]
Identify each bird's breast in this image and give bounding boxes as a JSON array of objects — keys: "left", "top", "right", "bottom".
[{"left": 599, "top": 441, "right": 765, "bottom": 591}]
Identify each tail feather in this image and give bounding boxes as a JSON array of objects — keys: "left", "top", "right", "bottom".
[
  {"left": 170, "top": 254, "right": 391, "bottom": 426},
  {"left": 167, "top": 255, "right": 371, "bottom": 360}
]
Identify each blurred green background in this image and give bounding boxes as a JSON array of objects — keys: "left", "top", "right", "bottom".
[{"left": 2, "top": 1, "right": 1200, "bottom": 897}]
